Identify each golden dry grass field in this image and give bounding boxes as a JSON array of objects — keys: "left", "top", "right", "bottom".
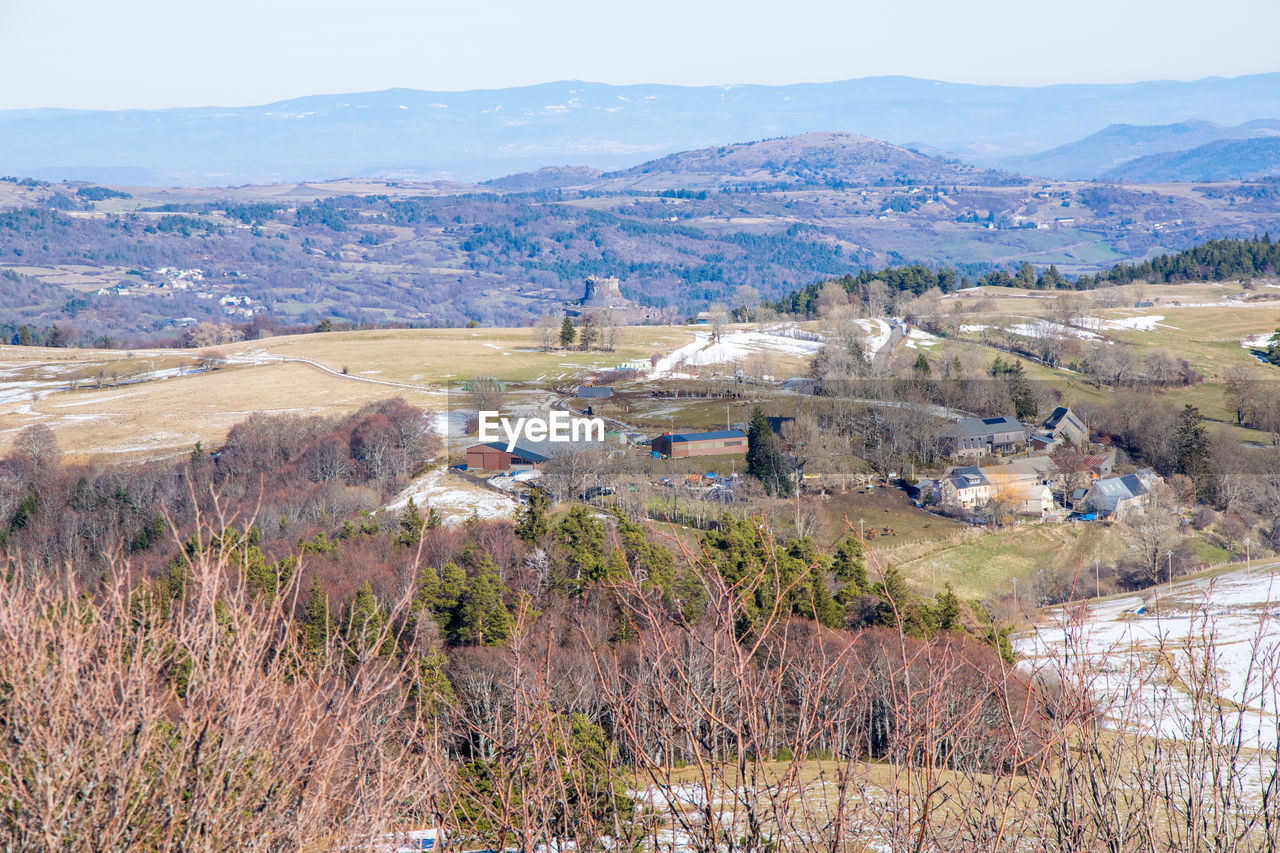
[
  {"left": 0, "top": 325, "right": 708, "bottom": 460},
  {"left": 218, "top": 325, "right": 700, "bottom": 384},
  {"left": 0, "top": 358, "right": 442, "bottom": 462},
  {"left": 3, "top": 282, "right": 1278, "bottom": 463}
]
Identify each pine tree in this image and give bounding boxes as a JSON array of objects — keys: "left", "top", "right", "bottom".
[
  {"left": 557, "top": 506, "right": 606, "bottom": 589},
  {"left": 832, "top": 537, "right": 868, "bottom": 603},
  {"left": 912, "top": 351, "right": 931, "bottom": 377},
  {"left": 344, "top": 580, "right": 395, "bottom": 660},
  {"left": 298, "top": 573, "right": 333, "bottom": 658},
  {"left": 1016, "top": 261, "right": 1037, "bottom": 289},
  {"left": 436, "top": 562, "right": 467, "bottom": 616},
  {"left": 17, "top": 325, "right": 32, "bottom": 347},
  {"left": 514, "top": 487, "right": 551, "bottom": 544},
  {"left": 559, "top": 316, "right": 576, "bottom": 349},
  {"left": 875, "top": 564, "right": 913, "bottom": 628},
  {"left": 934, "top": 582, "right": 961, "bottom": 631},
  {"left": 1041, "top": 264, "right": 1065, "bottom": 289},
  {"left": 1001, "top": 359, "right": 1038, "bottom": 421},
  {"left": 396, "top": 498, "right": 426, "bottom": 546},
  {"left": 1265, "top": 329, "right": 1280, "bottom": 366},
  {"left": 451, "top": 557, "right": 512, "bottom": 646},
  {"left": 1174, "top": 404, "right": 1213, "bottom": 500},
  {"left": 612, "top": 510, "right": 675, "bottom": 590},
  {"left": 808, "top": 565, "right": 842, "bottom": 628},
  {"left": 746, "top": 405, "right": 792, "bottom": 497}
]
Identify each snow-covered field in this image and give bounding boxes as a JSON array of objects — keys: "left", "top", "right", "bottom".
[
  {"left": 1078, "top": 314, "right": 1181, "bottom": 333},
  {"left": 651, "top": 329, "right": 822, "bottom": 376},
  {"left": 1008, "top": 320, "right": 1102, "bottom": 341},
  {"left": 1017, "top": 565, "right": 1280, "bottom": 750}
]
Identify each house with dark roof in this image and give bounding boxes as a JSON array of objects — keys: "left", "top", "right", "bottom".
[
  {"left": 766, "top": 416, "right": 796, "bottom": 436},
  {"left": 1077, "top": 468, "right": 1161, "bottom": 518},
  {"left": 1052, "top": 449, "right": 1116, "bottom": 501},
  {"left": 935, "top": 465, "right": 991, "bottom": 509},
  {"left": 935, "top": 456, "right": 1059, "bottom": 517},
  {"left": 946, "top": 416, "right": 1026, "bottom": 457},
  {"left": 1031, "top": 406, "right": 1088, "bottom": 451},
  {"left": 651, "top": 430, "right": 748, "bottom": 458}
]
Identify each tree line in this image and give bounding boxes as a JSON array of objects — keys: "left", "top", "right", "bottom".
[{"left": 769, "top": 236, "right": 1280, "bottom": 319}]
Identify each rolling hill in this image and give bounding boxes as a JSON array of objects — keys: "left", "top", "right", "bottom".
[
  {"left": 1099, "top": 137, "right": 1280, "bottom": 182},
  {"left": 594, "top": 132, "right": 1014, "bottom": 189},
  {"left": 1002, "top": 119, "right": 1280, "bottom": 180},
  {"left": 1, "top": 130, "right": 1279, "bottom": 342}
]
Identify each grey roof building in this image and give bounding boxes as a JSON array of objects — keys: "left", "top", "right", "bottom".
[
  {"left": 947, "top": 415, "right": 1026, "bottom": 457},
  {"left": 1078, "top": 468, "right": 1161, "bottom": 517},
  {"left": 1040, "top": 406, "right": 1088, "bottom": 447}
]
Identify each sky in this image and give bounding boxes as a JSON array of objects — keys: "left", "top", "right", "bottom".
[{"left": 2, "top": 0, "right": 1278, "bottom": 110}]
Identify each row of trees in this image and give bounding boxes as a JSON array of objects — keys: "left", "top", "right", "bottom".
[
  {"left": 0, "top": 399, "right": 440, "bottom": 581},
  {"left": 769, "top": 237, "right": 1280, "bottom": 323},
  {"left": 533, "top": 311, "right": 620, "bottom": 352}
]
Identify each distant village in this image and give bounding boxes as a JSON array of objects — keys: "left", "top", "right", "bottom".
[{"left": 460, "top": 380, "right": 1162, "bottom": 527}]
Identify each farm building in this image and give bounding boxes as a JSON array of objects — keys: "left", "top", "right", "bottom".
[
  {"left": 466, "top": 434, "right": 606, "bottom": 472},
  {"left": 1077, "top": 469, "right": 1162, "bottom": 519},
  {"left": 651, "top": 429, "right": 748, "bottom": 459},
  {"left": 945, "top": 416, "right": 1026, "bottom": 457},
  {"left": 465, "top": 441, "right": 551, "bottom": 472},
  {"left": 935, "top": 457, "right": 1059, "bottom": 518},
  {"left": 1030, "top": 406, "right": 1089, "bottom": 451},
  {"left": 936, "top": 466, "right": 991, "bottom": 510}
]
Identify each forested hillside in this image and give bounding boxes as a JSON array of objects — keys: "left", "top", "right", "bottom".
[{"left": 2, "top": 133, "right": 1280, "bottom": 344}]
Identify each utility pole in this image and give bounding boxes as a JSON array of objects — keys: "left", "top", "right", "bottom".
[{"left": 1095, "top": 557, "right": 1100, "bottom": 599}]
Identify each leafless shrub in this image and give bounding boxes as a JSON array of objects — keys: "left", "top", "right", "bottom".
[{"left": 0, "top": 505, "right": 447, "bottom": 851}]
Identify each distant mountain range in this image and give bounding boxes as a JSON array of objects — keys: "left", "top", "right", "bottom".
[
  {"left": 3, "top": 74, "right": 1280, "bottom": 185},
  {"left": 1000, "top": 119, "right": 1280, "bottom": 179}
]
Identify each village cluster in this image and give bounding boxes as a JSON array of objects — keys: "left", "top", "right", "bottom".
[{"left": 460, "top": 381, "right": 1161, "bottom": 525}]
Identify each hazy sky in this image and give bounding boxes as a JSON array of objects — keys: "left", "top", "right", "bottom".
[{"left": 2, "top": 0, "right": 1277, "bottom": 110}]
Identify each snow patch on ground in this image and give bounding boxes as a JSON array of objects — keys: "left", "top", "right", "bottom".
[
  {"left": 854, "top": 319, "right": 892, "bottom": 356},
  {"left": 1064, "top": 314, "right": 1183, "bottom": 334},
  {"left": 1017, "top": 565, "right": 1280, "bottom": 751},
  {"left": 904, "top": 328, "right": 939, "bottom": 349},
  {"left": 385, "top": 468, "right": 516, "bottom": 526},
  {"left": 651, "top": 330, "right": 822, "bottom": 376},
  {"left": 1242, "top": 333, "right": 1274, "bottom": 349},
  {"left": 1008, "top": 321, "right": 1102, "bottom": 341}
]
